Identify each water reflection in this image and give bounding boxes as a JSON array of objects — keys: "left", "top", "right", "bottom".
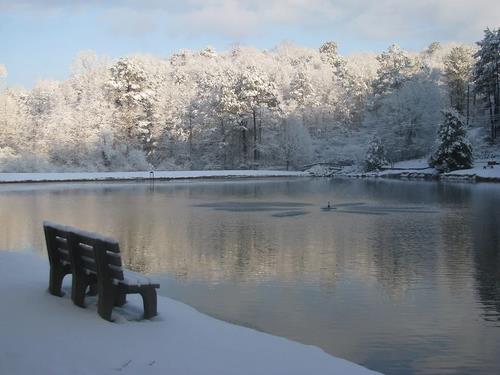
[
  {"left": 0, "top": 178, "right": 500, "bottom": 374},
  {"left": 471, "top": 189, "right": 500, "bottom": 323}
]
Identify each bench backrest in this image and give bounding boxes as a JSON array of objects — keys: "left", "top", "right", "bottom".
[
  {"left": 43, "top": 221, "right": 73, "bottom": 268},
  {"left": 71, "top": 230, "right": 124, "bottom": 283},
  {"left": 43, "top": 221, "right": 124, "bottom": 283}
]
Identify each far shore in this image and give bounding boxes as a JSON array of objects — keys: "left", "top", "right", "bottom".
[
  {"left": 2, "top": 160, "right": 500, "bottom": 185},
  {"left": 308, "top": 158, "right": 500, "bottom": 183},
  {"left": 0, "top": 170, "right": 307, "bottom": 184}
]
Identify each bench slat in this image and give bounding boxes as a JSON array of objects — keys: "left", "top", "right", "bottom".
[
  {"left": 106, "top": 251, "right": 122, "bottom": 267},
  {"left": 57, "top": 247, "right": 71, "bottom": 262},
  {"left": 78, "top": 243, "right": 94, "bottom": 259},
  {"left": 108, "top": 264, "right": 124, "bottom": 280},
  {"left": 81, "top": 255, "right": 97, "bottom": 273},
  {"left": 55, "top": 236, "right": 69, "bottom": 249}
]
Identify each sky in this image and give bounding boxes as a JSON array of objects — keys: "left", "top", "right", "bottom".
[{"left": 0, "top": 0, "right": 499, "bottom": 88}]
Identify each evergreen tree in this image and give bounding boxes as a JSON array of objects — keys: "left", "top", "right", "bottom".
[
  {"left": 444, "top": 46, "right": 474, "bottom": 115},
  {"left": 424, "top": 42, "right": 442, "bottom": 56},
  {"left": 319, "top": 41, "right": 347, "bottom": 80},
  {"left": 472, "top": 27, "right": 500, "bottom": 140},
  {"left": 429, "top": 109, "right": 473, "bottom": 172},
  {"left": 106, "top": 57, "right": 155, "bottom": 153},
  {"left": 234, "top": 66, "right": 278, "bottom": 165},
  {"left": 365, "top": 136, "right": 388, "bottom": 171},
  {"left": 372, "top": 44, "right": 419, "bottom": 98}
]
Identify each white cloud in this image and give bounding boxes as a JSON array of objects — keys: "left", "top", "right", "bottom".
[{"left": 1, "top": 0, "right": 498, "bottom": 42}]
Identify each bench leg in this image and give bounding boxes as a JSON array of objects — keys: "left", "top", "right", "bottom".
[
  {"left": 140, "top": 288, "right": 157, "bottom": 319},
  {"left": 71, "top": 274, "right": 88, "bottom": 307},
  {"left": 115, "top": 291, "right": 127, "bottom": 307},
  {"left": 97, "top": 287, "right": 115, "bottom": 322},
  {"left": 87, "top": 282, "right": 98, "bottom": 296},
  {"left": 48, "top": 266, "right": 67, "bottom": 297}
]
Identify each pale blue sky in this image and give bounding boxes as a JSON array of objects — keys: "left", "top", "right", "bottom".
[{"left": 1, "top": 0, "right": 498, "bottom": 88}]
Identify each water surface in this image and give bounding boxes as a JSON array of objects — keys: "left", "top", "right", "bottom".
[{"left": 1, "top": 178, "right": 499, "bottom": 375}]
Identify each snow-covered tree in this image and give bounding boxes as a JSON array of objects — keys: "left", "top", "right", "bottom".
[
  {"left": 234, "top": 66, "right": 279, "bottom": 165},
  {"left": 366, "top": 76, "right": 442, "bottom": 161},
  {"left": 472, "top": 27, "right": 500, "bottom": 140},
  {"left": 372, "top": 44, "right": 419, "bottom": 98},
  {"left": 444, "top": 46, "right": 474, "bottom": 115},
  {"left": 429, "top": 109, "right": 473, "bottom": 172},
  {"left": 280, "top": 116, "right": 313, "bottom": 170},
  {"left": 424, "top": 42, "right": 442, "bottom": 56},
  {"left": 319, "top": 41, "right": 347, "bottom": 80},
  {"left": 287, "top": 69, "right": 319, "bottom": 129},
  {"left": 0, "top": 88, "right": 33, "bottom": 171},
  {"left": 106, "top": 57, "right": 155, "bottom": 158},
  {"left": 365, "top": 136, "right": 388, "bottom": 171},
  {"left": 0, "top": 40, "right": 488, "bottom": 173}
]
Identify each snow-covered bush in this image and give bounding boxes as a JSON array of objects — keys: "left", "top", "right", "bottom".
[
  {"left": 429, "top": 109, "right": 473, "bottom": 172},
  {"left": 365, "top": 136, "right": 388, "bottom": 171},
  {"left": 0, "top": 149, "right": 53, "bottom": 172}
]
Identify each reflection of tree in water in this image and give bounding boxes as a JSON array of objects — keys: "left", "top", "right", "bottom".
[
  {"left": 370, "top": 215, "right": 439, "bottom": 300},
  {"left": 431, "top": 182, "right": 476, "bottom": 295},
  {"left": 471, "top": 189, "right": 500, "bottom": 321},
  {"left": 438, "top": 211, "right": 474, "bottom": 294}
]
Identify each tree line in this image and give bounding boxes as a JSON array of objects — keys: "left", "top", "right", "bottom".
[{"left": 0, "top": 28, "right": 498, "bottom": 172}]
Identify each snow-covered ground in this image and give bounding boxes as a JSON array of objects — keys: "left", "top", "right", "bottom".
[
  {"left": 0, "top": 251, "right": 380, "bottom": 375},
  {"left": 389, "top": 159, "right": 430, "bottom": 170},
  {"left": 306, "top": 159, "right": 500, "bottom": 182},
  {"left": 443, "top": 160, "right": 500, "bottom": 181},
  {"left": 0, "top": 170, "right": 306, "bottom": 183},
  {"left": 2, "top": 162, "right": 499, "bottom": 185}
]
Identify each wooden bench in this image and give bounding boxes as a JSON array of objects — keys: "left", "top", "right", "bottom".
[{"left": 43, "top": 221, "right": 159, "bottom": 321}]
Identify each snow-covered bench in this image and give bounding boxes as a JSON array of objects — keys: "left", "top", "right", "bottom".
[{"left": 43, "top": 221, "right": 159, "bottom": 321}]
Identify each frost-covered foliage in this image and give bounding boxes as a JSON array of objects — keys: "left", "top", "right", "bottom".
[
  {"left": 473, "top": 28, "right": 500, "bottom": 140},
  {"left": 0, "top": 35, "right": 496, "bottom": 173},
  {"left": 364, "top": 42, "right": 444, "bottom": 162},
  {"left": 365, "top": 136, "right": 388, "bottom": 171},
  {"left": 367, "top": 77, "right": 442, "bottom": 161},
  {"left": 372, "top": 44, "right": 419, "bottom": 98},
  {"left": 280, "top": 116, "right": 313, "bottom": 170},
  {"left": 429, "top": 109, "right": 473, "bottom": 172},
  {"left": 444, "top": 46, "right": 474, "bottom": 114}
]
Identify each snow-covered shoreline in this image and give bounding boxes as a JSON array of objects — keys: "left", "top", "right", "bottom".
[
  {"left": 2, "top": 161, "right": 499, "bottom": 185},
  {"left": 307, "top": 159, "right": 500, "bottom": 183},
  {"left": 0, "top": 170, "right": 307, "bottom": 183},
  {"left": 0, "top": 251, "right": 380, "bottom": 375}
]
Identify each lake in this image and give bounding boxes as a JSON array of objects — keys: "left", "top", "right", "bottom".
[{"left": 1, "top": 177, "right": 499, "bottom": 375}]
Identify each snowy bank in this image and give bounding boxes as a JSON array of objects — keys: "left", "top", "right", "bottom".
[
  {"left": 443, "top": 160, "right": 500, "bottom": 182},
  {"left": 0, "top": 170, "right": 307, "bottom": 183},
  {"left": 306, "top": 160, "right": 437, "bottom": 180},
  {"left": 0, "top": 252, "right": 380, "bottom": 375},
  {"left": 306, "top": 159, "right": 500, "bottom": 183}
]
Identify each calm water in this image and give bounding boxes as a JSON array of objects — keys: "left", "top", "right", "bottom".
[{"left": 1, "top": 178, "right": 499, "bottom": 375}]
